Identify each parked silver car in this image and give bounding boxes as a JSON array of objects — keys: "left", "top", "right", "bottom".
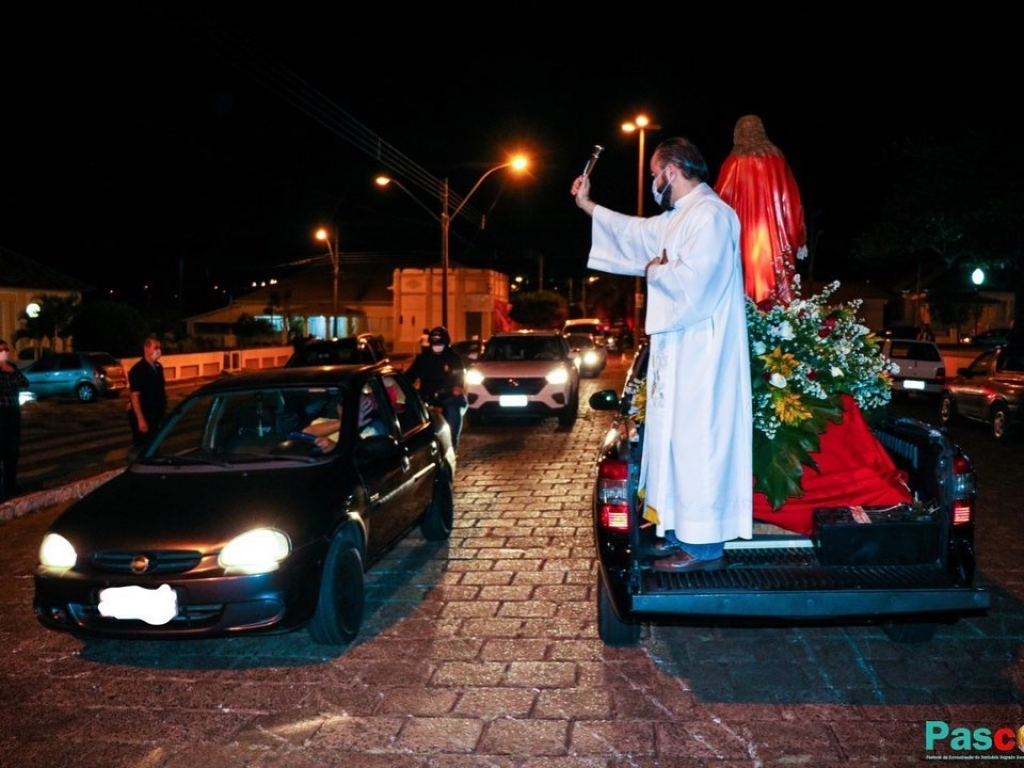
[{"left": 22, "top": 352, "right": 128, "bottom": 402}]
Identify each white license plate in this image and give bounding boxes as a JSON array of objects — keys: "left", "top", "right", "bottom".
[
  {"left": 98, "top": 584, "right": 178, "bottom": 625},
  {"left": 499, "top": 395, "right": 528, "bottom": 407},
  {"left": 903, "top": 379, "right": 926, "bottom": 390}
]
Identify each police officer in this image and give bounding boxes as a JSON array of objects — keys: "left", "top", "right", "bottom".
[{"left": 405, "top": 326, "right": 467, "bottom": 449}]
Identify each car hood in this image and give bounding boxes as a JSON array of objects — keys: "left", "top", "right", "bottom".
[{"left": 47, "top": 462, "right": 346, "bottom": 553}]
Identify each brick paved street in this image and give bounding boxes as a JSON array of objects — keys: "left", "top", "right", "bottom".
[{"left": 2, "top": 356, "right": 1022, "bottom": 766}]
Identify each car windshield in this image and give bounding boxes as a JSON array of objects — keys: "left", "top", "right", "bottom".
[
  {"left": 482, "top": 337, "right": 564, "bottom": 362},
  {"left": 566, "top": 334, "right": 595, "bottom": 349},
  {"left": 139, "top": 385, "right": 348, "bottom": 465},
  {"left": 288, "top": 340, "right": 361, "bottom": 366}
]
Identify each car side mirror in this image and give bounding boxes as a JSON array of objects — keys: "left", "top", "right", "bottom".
[{"left": 589, "top": 390, "right": 620, "bottom": 411}]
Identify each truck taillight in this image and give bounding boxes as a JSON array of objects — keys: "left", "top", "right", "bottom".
[
  {"left": 597, "top": 458, "right": 630, "bottom": 532},
  {"left": 952, "top": 450, "right": 976, "bottom": 526}
]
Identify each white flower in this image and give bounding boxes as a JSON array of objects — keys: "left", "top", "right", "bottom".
[
  {"left": 830, "top": 366, "right": 844, "bottom": 378},
  {"left": 752, "top": 340, "right": 767, "bottom": 356},
  {"left": 777, "top": 322, "right": 794, "bottom": 341},
  {"left": 770, "top": 373, "right": 787, "bottom": 389}
]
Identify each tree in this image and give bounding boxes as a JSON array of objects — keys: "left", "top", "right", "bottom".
[
  {"left": 509, "top": 290, "right": 568, "bottom": 329},
  {"left": 16, "top": 293, "right": 81, "bottom": 353},
  {"left": 232, "top": 313, "right": 277, "bottom": 345},
  {"left": 66, "top": 301, "right": 149, "bottom": 356},
  {"left": 851, "top": 131, "right": 1024, "bottom": 328}
]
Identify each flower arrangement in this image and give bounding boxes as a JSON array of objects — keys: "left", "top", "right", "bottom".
[
  {"left": 747, "top": 277, "right": 896, "bottom": 509},
  {"left": 627, "top": 277, "right": 897, "bottom": 511}
]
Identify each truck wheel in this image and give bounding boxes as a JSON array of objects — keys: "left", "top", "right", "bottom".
[
  {"left": 597, "top": 572, "right": 640, "bottom": 646},
  {"left": 882, "top": 621, "right": 937, "bottom": 643},
  {"left": 991, "top": 405, "right": 1011, "bottom": 440}
]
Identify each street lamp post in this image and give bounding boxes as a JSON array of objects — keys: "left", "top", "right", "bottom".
[
  {"left": 314, "top": 227, "right": 339, "bottom": 337},
  {"left": 379, "top": 156, "right": 527, "bottom": 330},
  {"left": 622, "top": 115, "right": 660, "bottom": 350}
]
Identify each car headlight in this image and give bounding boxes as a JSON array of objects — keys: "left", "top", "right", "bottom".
[
  {"left": 546, "top": 366, "right": 570, "bottom": 385},
  {"left": 583, "top": 350, "right": 599, "bottom": 366},
  {"left": 39, "top": 533, "right": 77, "bottom": 569},
  {"left": 465, "top": 369, "right": 485, "bottom": 386},
  {"left": 218, "top": 528, "right": 291, "bottom": 574}
]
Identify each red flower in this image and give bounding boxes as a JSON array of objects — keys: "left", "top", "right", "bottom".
[{"left": 756, "top": 298, "right": 775, "bottom": 312}]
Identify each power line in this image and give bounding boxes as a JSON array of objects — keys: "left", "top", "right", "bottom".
[{"left": 168, "top": 14, "right": 484, "bottom": 228}]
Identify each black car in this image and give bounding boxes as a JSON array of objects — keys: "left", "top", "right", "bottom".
[
  {"left": 34, "top": 364, "right": 455, "bottom": 644},
  {"left": 940, "top": 344, "right": 1024, "bottom": 439},
  {"left": 285, "top": 333, "right": 388, "bottom": 367}
]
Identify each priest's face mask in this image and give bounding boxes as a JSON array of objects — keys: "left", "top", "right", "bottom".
[{"left": 650, "top": 163, "right": 674, "bottom": 211}]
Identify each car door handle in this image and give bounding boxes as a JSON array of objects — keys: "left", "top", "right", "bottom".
[{"left": 401, "top": 456, "right": 411, "bottom": 472}]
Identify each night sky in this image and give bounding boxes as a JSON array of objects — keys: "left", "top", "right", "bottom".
[{"left": 2, "top": 10, "right": 1014, "bottom": 315}]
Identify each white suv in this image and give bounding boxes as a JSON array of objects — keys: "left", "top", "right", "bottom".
[
  {"left": 881, "top": 338, "right": 946, "bottom": 397},
  {"left": 465, "top": 331, "right": 580, "bottom": 427}
]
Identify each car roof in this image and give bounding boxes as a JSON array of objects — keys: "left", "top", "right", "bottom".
[{"left": 193, "top": 364, "right": 393, "bottom": 396}]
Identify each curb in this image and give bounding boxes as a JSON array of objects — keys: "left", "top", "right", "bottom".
[{"left": 0, "top": 469, "right": 124, "bottom": 523}]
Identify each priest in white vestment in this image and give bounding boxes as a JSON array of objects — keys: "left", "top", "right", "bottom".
[{"left": 572, "top": 137, "right": 752, "bottom": 572}]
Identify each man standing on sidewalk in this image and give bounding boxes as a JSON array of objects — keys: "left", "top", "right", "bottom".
[{"left": 127, "top": 335, "right": 167, "bottom": 448}]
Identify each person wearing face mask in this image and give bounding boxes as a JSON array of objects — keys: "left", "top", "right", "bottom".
[
  {"left": 0, "top": 340, "right": 30, "bottom": 499},
  {"left": 127, "top": 335, "right": 167, "bottom": 448},
  {"left": 571, "top": 136, "right": 752, "bottom": 573},
  {"left": 404, "top": 326, "right": 467, "bottom": 450}
]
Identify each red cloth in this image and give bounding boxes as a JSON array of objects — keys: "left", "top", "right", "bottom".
[
  {"left": 752, "top": 395, "right": 913, "bottom": 535},
  {"left": 714, "top": 147, "right": 807, "bottom": 305}
]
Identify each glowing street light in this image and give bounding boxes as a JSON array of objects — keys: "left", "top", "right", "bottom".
[
  {"left": 378, "top": 155, "right": 528, "bottom": 329},
  {"left": 314, "top": 226, "right": 340, "bottom": 337},
  {"left": 622, "top": 114, "right": 660, "bottom": 349}
]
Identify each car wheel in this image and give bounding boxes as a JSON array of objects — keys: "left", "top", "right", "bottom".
[
  {"left": 597, "top": 572, "right": 640, "bottom": 646},
  {"left": 939, "top": 395, "right": 956, "bottom": 426},
  {"left": 420, "top": 464, "right": 454, "bottom": 541},
  {"left": 308, "top": 530, "right": 364, "bottom": 645},
  {"left": 76, "top": 382, "right": 97, "bottom": 402},
  {"left": 991, "top": 405, "right": 1011, "bottom": 440},
  {"left": 558, "top": 391, "right": 579, "bottom": 427}
]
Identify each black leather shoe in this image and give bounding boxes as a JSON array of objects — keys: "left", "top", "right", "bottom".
[
  {"left": 641, "top": 538, "right": 683, "bottom": 557},
  {"left": 652, "top": 551, "right": 726, "bottom": 573}
]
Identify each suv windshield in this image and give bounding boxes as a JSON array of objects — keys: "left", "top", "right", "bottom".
[{"left": 481, "top": 336, "right": 567, "bottom": 362}]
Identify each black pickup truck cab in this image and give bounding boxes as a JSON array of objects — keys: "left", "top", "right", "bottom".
[{"left": 589, "top": 344, "right": 991, "bottom": 646}]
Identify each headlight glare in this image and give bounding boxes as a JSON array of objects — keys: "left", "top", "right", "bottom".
[
  {"left": 218, "top": 528, "right": 291, "bottom": 574},
  {"left": 465, "top": 369, "right": 485, "bottom": 386},
  {"left": 546, "top": 366, "right": 570, "bottom": 385},
  {"left": 39, "top": 533, "right": 77, "bottom": 569}
]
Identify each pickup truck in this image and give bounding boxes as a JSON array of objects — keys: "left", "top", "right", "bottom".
[{"left": 589, "top": 344, "right": 991, "bottom": 646}]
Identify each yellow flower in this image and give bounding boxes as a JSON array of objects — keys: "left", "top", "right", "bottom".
[
  {"left": 774, "top": 390, "right": 812, "bottom": 425},
  {"left": 759, "top": 347, "right": 799, "bottom": 378}
]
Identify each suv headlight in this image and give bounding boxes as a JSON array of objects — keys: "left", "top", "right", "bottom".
[
  {"left": 546, "top": 366, "right": 570, "bottom": 385},
  {"left": 465, "top": 369, "right": 485, "bottom": 386}
]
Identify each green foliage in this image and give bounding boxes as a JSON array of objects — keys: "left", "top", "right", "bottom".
[
  {"left": 232, "top": 313, "right": 277, "bottom": 341},
  {"left": 509, "top": 290, "right": 568, "bottom": 329},
  {"left": 66, "top": 301, "right": 149, "bottom": 356}
]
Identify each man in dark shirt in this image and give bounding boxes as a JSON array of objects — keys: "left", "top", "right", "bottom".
[
  {"left": 405, "top": 326, "right": 467, "bottom": 449},
  {"left": 0, "top": 339, "right": 29, "bottom": 497},
  {"left": 127, "top": 335, "right": 167, "bottom": 447}
]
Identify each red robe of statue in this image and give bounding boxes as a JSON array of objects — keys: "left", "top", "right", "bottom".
[
  {"left": 716, "top": 116, "right": 912, "bottom": 532},
  {"left": 714, "top": 115, "right": 807, "bottom": 305}
]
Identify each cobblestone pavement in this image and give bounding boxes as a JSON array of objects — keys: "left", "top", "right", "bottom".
[{"left": 2, "top": 358, "right": 1022, "bottom": 767}]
